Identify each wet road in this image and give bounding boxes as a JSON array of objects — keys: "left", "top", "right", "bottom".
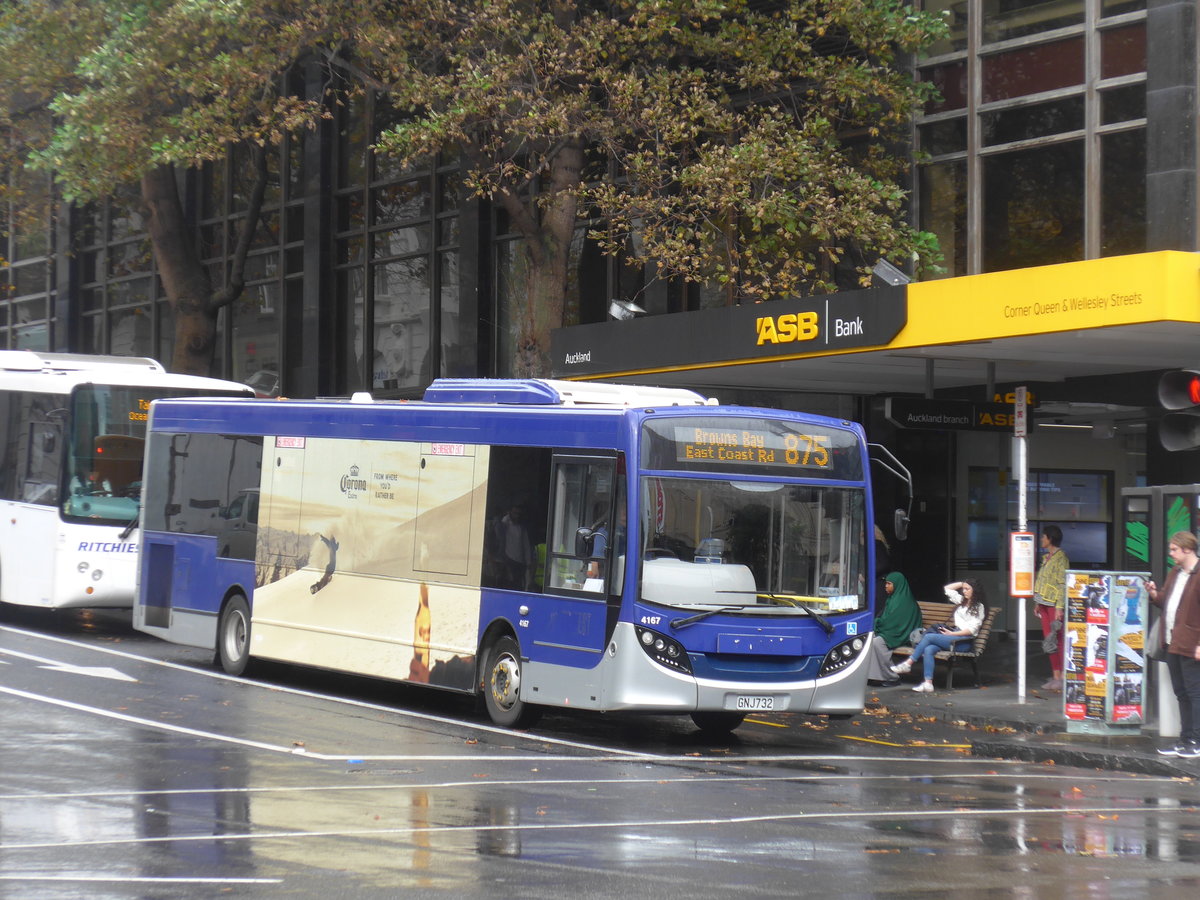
[{"left": 1, "top": 607, "right": 1199, "bottom": 898}]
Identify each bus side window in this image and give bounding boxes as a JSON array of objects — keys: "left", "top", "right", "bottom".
[
  {"left": 481, "top": 446, "right": 551, "bottom": 593},
  {"left": 21, "top": 395, "right": 65, "bottom": 506},
  {"left": 546, "top": 456, "right": 616, "bottom": 593}
]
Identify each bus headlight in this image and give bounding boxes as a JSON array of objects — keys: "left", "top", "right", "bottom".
[
  {"left": 819, "top": 636, "right": 867, "bottom": 676},
  {"left": 635, "top": 626, "right": 692, "bottom": 674},
  {"left": 91, "top": 568, "right": 104, "bottom": 582}
]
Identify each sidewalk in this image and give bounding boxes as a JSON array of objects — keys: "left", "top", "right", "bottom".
[{"left": 865, "top": 634, "right": 1200, "bottom": 777}]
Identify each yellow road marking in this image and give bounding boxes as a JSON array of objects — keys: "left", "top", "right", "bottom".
[
  {"left": 839, "top": 735, "right": 972, "bottom": 749},
  {"left": 839, "top": 735, "right": 904, "bottom": 747}
]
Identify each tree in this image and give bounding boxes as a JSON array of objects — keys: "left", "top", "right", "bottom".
[
  {"left": 0, "top": 1, "right": 944, "bottom": 379},
  {"left": 0, "top": 1, "right": 325, "bottom": 375},
  {"left": 370, "top": 1, "right": 946, "bottom": 374}
]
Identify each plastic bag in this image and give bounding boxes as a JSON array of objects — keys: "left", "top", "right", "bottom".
[
  {"left": 1146, "top": 616, "right": 1166, "bottom": 662},
  {"left": 1041, "top": 617, "right": 1061, "bottom": 653}
]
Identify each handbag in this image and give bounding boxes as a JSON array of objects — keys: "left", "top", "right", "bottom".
[{"left": 1146, "top": 616, "right": 1167, "bottom": 663}]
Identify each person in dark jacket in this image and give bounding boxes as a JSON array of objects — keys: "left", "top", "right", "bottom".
[{"left": 1147, "top": 530, "right": 1200, "bottom": 759}]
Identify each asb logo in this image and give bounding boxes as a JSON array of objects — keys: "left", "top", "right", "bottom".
[{"left": 755, "top": 312, "right": 819, "bottom": 346}]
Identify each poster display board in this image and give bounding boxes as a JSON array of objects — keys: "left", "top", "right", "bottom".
[
  {"left": 1063, "top": 570, "right": 1149, "bottom": 731},
  {"left": 1010, "top": 531, "right": 1035, "bottom": 597}
]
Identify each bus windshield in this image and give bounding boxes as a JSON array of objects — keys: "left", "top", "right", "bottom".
[
  {"left": 639, "top": 476, "right": 867, "bottom": 614},
  {"left": 62, "top": 385, "right": 241, "bottom": 525}
]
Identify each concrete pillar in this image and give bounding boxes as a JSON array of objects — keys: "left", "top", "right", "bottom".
[
  {"left": 1156, "top": 660, "right": 1181, "bottom": 737},
  {"left": 1146, "top": 0, "right": 1200, "bottom": 251}
]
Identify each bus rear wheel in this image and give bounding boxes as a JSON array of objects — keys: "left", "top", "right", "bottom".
[
  {"left": 483, "top": 634, "right": 541, "bottom": 729},
  {"left": 217, "top": 595, "right": 253, "bottom": 676},
  {"left": 691, "top": 711, "right": 746, "bottom": 734}
]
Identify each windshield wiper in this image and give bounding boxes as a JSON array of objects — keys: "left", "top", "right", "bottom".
[
  {"left": 795, "top": 601, "right": 834, "bottom": 635},
  {"left": 758, "top": 592, "right": 835, "bottom": 635},
  {"left": 669, "top": 606, "right": 744, "bottom": 630},
  {"left": 118, "top": 515, "right": 139, "bottom": 540}
]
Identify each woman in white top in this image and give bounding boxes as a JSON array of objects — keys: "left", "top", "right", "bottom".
[{"left": 891, "top": 579, "right": 987, "bottom": 693}]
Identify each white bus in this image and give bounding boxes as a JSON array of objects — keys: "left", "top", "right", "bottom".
[{"left": 0, "top": 351, "right": 250, "bottom": 609}]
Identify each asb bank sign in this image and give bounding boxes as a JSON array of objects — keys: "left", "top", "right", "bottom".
[{"left": 550, "top": 284, "right": 907, "bottom": 378}]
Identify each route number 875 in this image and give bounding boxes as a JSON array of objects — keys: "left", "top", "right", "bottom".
[{"left": 784, "top": 433, "right": 830, "bottom": 467}]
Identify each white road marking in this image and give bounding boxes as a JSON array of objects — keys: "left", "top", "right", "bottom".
[
  {"left": 38, "top": 664, "right": 138, "bottom": 682},
  {"left": 1, "top": 804, "right": 1194, "bottom": 853},
  {"left": 0, "top": 684, "right": 1029, "bottom": 766},
  {"left": 0, "top": 624, "right": 655, "bottom": 758},
  {"left": 0, "top": 876, "right": 282, "bottom": 885},
  {"left": 0, "top": 647, "right": 136, "bottom": 682},
  {"left": 0, "top": 625, "right": 1175, "bottom": 771},
  {"left": 0, "top": 770, "right": 1179, "bottom": 804},
  {"left": 0, "top": 685, "right": 316, "bottom": 756}
]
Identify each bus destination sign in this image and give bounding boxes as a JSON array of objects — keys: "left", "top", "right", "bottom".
[{"left": 674, "top": 425, "right": 830, "bottom": 469}]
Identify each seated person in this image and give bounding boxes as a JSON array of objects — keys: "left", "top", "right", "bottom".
[{"left": 890, "top": 579, "right": 986, "bottom": 692}]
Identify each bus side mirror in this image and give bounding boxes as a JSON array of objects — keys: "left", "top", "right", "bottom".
[
  {"left": 894, "top": 508, "right": 910, "bottom": 542},
  {"left": 575, "top": 527, "right": 594, "bottom": 558}
]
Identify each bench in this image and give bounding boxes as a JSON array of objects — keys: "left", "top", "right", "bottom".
[{"left": 890, "top": 601, "right": 1000, "bottom": 689}]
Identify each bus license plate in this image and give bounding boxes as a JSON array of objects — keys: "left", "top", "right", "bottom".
[{"left": 734, "top": 695, "right": 774, "bottom": 711}]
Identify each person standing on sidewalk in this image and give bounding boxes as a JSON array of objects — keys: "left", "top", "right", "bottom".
[
  {"left": 1033, "top": 525, "right": 1069, "bottom": 692},
  {"left": 1147, "top": 530, "right": 1200, "bottom": 759}
]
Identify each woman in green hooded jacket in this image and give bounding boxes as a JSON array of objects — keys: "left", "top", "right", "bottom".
[{"left": 865, "top": 572, "right": 924, "bottom": 685}]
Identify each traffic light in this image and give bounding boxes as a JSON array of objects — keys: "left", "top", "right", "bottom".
[{"left": 1158, "top": 369, "right": 1200, "bottom": 450}]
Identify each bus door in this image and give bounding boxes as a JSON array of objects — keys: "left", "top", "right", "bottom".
[
  {"left": 5, "top": 393, "right": 64, "bottom": 605},
  {"left": 529, "top": 454, "right": 618, "bottom": 666}
]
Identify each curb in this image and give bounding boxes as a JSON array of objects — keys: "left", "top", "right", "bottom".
[
  {"left": 970, "top": 735, "right": 1199, "bottom": 777},
  {"left": 874, "top": 697, "right": 1200, "bottom": 776}
]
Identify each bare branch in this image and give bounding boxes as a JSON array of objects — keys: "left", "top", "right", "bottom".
[{"left": 211, "top": 143, "right": 269, "bottom": 312}]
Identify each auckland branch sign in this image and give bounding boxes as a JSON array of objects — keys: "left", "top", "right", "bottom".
[
  {"left": 551, "top": 285, "right": 907, "bottom": 378},
  {"left": 885, "top": 397, "right": 1018, "bottom": 432}
]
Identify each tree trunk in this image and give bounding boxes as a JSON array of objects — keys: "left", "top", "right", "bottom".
[
  {"left": 140, "top": 165, "right": 218, "bottom": 376},
  {"left": 513, "top": 139, "right": 582, "bottom": 378}
]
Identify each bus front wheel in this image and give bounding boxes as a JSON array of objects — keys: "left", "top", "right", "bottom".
[
  {"left": 691, "top": 711, "right": 746, "bottom": 734},
  {"left": 483, "top": 635, "right": 541, "bottom": 729},
  {"left": 217, "top": 595, "right": 253, "bottom": 677}
]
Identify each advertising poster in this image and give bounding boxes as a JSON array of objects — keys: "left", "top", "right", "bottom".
[
  {"left": 1010, "top": 531, "right": 1035, "bottom": 597},
  {"left": 1084, "top": 670, "right": 1107, "bottom": 719},
  {"left": 252, "top": 436, "right": 488, "bottom": 690},
  {"left": 1109, "top": 575, "right": 1148, "bottom": 724},
  {"left": 1064, "top": 570, "right": 1148, "bottom": 730},
  {"left": 1064, "top": 571, "right": 1104, "bottom": 721}
]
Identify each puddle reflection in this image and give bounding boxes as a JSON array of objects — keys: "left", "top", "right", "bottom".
[{"left": 869, "top": 785, "right": 1197, "bottom": 863}]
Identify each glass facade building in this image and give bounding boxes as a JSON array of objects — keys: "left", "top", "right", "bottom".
[{"left": 917, "top": 0, "right": 1152, "bottom": 277}]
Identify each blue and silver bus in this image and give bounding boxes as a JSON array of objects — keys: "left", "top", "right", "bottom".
[{"left": 135, "top": 379, "right": 884, "bottom": 731}]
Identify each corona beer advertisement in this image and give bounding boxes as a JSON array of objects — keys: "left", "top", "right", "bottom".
[{"left": 251, "top": 436, "right": 489, "bottom": 690}]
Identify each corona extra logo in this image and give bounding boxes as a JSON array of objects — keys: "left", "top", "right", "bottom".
[
  {"left": 340, "top": 465, "right": 367, "bottom": 494},
  {"left": 755, "top": 312, "right": 819, "bottom": 346}
]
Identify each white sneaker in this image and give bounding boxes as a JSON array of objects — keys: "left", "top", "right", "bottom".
[
  {"left": 890, "top": 660, "right": 913, "bottom": 675},
  {"left": 912, "top": 681, "right": 934, "bottom": 693}
]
